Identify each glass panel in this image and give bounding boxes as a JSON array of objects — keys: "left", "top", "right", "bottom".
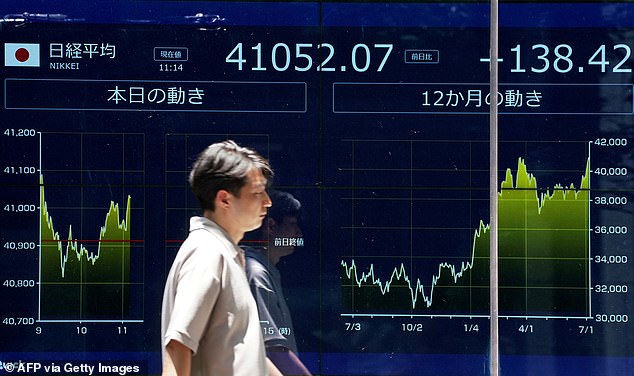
[
  {"left": 497, "top": 2, "right": 634, "bottom": 375},
  {"left": 0, "top": 1, "right": 493, "bottom": 375}
]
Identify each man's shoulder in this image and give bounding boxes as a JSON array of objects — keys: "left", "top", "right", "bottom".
[{"left": 174, "top": 230, "right": 229, "bottom": 266}]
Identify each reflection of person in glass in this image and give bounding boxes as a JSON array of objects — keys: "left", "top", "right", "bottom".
[
  {"left": 161, "top": 140, "right": 282, "bottom": 376},
  {"left": 244, "top": 190, "right": 312, "bottom": 375}
]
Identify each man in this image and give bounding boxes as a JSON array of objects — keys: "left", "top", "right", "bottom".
[
  {"left": 161, "top": 140, "right": 282, "bottom": 376},
  {"left": 245, "top": 190, "right": 312, "bottom": 375}
]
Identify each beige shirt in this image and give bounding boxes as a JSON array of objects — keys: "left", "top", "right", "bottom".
[{"left": 161, "top": 216, "right": 267, "bottom": 376}]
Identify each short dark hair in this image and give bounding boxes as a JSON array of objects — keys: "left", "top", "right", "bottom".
[
  {"left": 267, "top": 190, "right": 302, "bottom": 224},
  {"left": 189, "top": 140, "right": 273, "bottom": 211}
]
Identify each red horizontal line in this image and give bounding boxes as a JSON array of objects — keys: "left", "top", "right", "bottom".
[{"left": 41, "top": 239, "right": 144, "bottom": 243}]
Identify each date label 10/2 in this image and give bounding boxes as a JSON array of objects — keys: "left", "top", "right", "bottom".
[
  {"left": 402, "top": 323, "right": 423, "bottom": 332},
  {"left": 226, "top": 43, "right": 393, "bottom": 72}
]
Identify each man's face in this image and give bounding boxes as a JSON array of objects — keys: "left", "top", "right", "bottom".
[{"left": 230, "top": 168, "right": 272, "bottom": 233}]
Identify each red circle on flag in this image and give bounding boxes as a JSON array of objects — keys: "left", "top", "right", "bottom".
[{"left": 15, "top": 48, "right": 30, "bottom": 63}]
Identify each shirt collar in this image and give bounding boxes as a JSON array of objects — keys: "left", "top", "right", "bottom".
[{"left": 190, "top": 216, "right": 243, "bottom": 264}]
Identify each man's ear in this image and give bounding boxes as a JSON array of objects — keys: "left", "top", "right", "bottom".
[{"left": 216, "top": 190, "right": 231, "bottom": 209}]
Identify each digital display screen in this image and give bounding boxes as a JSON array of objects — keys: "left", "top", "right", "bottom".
[{"left": 1, "top": 1, "right": 633, "bottom": 375}]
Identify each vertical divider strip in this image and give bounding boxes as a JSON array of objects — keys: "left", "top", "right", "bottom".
[{"left": 489, "top": 0, "right": 500, "bottom": 375}]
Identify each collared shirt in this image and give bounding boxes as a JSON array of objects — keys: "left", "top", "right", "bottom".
[{"left": 161, "top": 216, "right": 267, "bottom": 376}]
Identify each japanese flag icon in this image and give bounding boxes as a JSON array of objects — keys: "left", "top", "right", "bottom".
[{"left": 4, "top": 43, "right": 40, "bottom": 67}]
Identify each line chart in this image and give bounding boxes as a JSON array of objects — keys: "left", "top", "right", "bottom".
[
  {"left": 339, "top": 139, "right": 591, "bottom": 319},
  {"left": 37, "top": 132, "right": 145, "bottom": 322}
]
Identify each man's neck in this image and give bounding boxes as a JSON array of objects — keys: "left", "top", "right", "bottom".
[{"left": 203, "top": 209, "right": 243, "bottom": 245}]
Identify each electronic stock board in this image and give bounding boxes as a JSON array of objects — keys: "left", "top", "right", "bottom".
[{"left": 0, "top": 1, "right": 633, "bottom": 375}]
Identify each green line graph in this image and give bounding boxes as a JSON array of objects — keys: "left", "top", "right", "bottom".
[
  {"left": 342, "top": 157, "right": 590, "bottom": 316},
  {"left": 39, "top": 174, "right": 133, "bottom": 319},
  {"left": 498, "top": 157, "right": 590, "bottom": 315}
]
